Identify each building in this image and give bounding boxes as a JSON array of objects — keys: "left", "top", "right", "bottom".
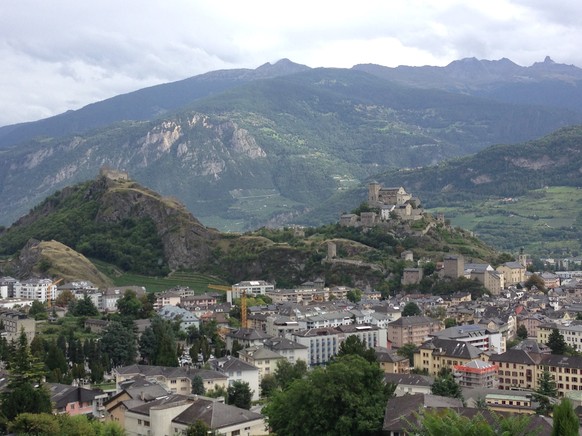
[
  {"left": 153, "top": 291, "right": 181, "bottom": 310},
  {"left": 124, "top": 394, "right": 266, "bottom": 436},
  {"left": 48, "top": 383, "right": 107, "bottom": 418},
  {"left": 0, "top": 308, "right": 36, "bottom": 343},
  {"left": 375, "top": 347, "right": 410, "bottom": 374},
  {"left": 292, "top": 324, "right": 387, "bottom": 367},
  {"left": 225, "top": 328, "right": 272, "bottom": 352},
  {"left": 453, "top": 360, "right": 499, "bottom": 388},
  {"left": 158, "top": 305, "right": 199, "bottom": 332},
  {"left": 238, "top": 346, "right": 284, "bottom": 392},
  {"left": 414, "top": 337, "right": 486, "bottom": 376},
  {"left": 538, "top": 323, "right": 582, "bottom": 352},
  {"left": 443, "top": 255, "right": 464, "bottom": 279},
  {"left": 113, "top": 365, "right": 193, "bottom": 395},
  {"left": 208, "top": 356, "right": 261, "bottom": 402},
  {"left": 263, "top": 337, "right": 308, "bottom": 364},
  {"left": 387, "top": 316, "right": 443, "bottom": 347},
  {"left": 13, "top": 278, "right": 58, "bottom": 303},
  {"left": 497, "top": 262, "right": 526, "bottom": 286},
  {"left": 383, "top": 373, "right": 433, "bottom": 396},
  {"left": 229, "top": 280, "right": 275, "bottom": 303},
  {"left": 430, "top": 324, "right": 504, "bottom": 354}
]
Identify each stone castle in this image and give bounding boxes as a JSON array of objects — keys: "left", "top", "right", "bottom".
[{"left": 340, "top": 182, "right": 425, "bottom": 227}]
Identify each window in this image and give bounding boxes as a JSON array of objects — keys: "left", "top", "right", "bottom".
[
  {"left": 171, "top": 379, "right": 177, "bottom": 384},
  {"left": 144, "top": 421, "right": 150, "bottom": 427}
]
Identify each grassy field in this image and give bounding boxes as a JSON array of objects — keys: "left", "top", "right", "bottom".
[
  {"left": 429, "top": 186, "right": 582, "bottom": 257},
  {"left": 111, "top": 270, "right": 228, "bottom": 293},
  {"left": 36, "top": 317, "right": 99, "bottom": 342}
]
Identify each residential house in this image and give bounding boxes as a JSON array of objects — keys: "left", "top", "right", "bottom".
[
  {"left": 430, "top": 324, "right": 504, "bottom": 353},
  {"left": 0, "top": 308, "right": 36, "bottom": 343},
  {"left": 453, "top": 360, "right": 499, "bottom": 388},
  {"left": 375, "top": 347, "right": 410, "bottom": 374},
  {"left": 383, "top": 373, "right": 433, "bottom": 397},
  {"left": 158, "top": 305, "right": 199, "bottom": 332},
  {"left": 48, "top": 383, "right": 107, "bottom": 418},
  {"left": 225, "top": 328, "right": 272, "bottom": 352},
  {"left": 387, "top": 316, "right": 442, "bottom": 347},
  {"left": 113, "top": 364, "right": 192, "bottom": 395},
  {"left": 228, "top": 280, "right": 274, "bottom": 303},
  {"left": 124, "top": 394, "right": 266, "bottom": 436},
  {"left": 208, "top": 356, "right": 261, "bottom": 402},
  {"left": 292, "top": 324, "right": 387, "bottom": 367},
  {"left": 414, "top": 337, "right": 486, "bottom": 376},
  {"left": 263, "top": 337, "right": 308, "bottom": 364},
  {"left": 238, "top": 346, "right": 284, "bottom": 392},
  {"left": 153, "top": 291, "right": 181, "bottom": 310}
]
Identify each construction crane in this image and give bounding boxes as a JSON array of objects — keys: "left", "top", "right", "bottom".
[
  {"left": 208, "top": 284, "right": 247, "bottom": 329},
  {"left": 47, "top": 278, "right": 63, "bottom": 308}
]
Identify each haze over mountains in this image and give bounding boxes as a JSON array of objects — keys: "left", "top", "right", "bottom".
[{"left": 1, "top": 57, "right": 581, "bottom": 238}]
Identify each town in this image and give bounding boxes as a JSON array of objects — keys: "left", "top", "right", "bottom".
[{"left": 0, "top": 187, "right": 580, "bottom": 434}]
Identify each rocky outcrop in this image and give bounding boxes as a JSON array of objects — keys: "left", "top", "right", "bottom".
[{"left": 94, "top": 177, "right": 219, "bottom": 270}]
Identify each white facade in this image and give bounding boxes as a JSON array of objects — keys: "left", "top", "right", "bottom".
[
  {"left": 13, "top": 279, "right": 57, "bottom": 303},
  {"left": 230, "top": 280, "right": 275, "bottom": 303}
]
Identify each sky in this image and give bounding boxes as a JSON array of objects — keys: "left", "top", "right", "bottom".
[{"left": 2, "top": 0, "right": 582, "bottom": 127}]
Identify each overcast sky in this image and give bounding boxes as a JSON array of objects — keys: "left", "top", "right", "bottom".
[{"left": 2, "top": 0, "right": 582, "bottom": 127}]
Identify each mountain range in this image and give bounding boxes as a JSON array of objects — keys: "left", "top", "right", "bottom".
[{"left": 1, "top": 57, "right": 581, "bottom": 236}]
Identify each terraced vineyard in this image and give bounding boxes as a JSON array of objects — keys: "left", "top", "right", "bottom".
[
  {"left": 430, "top": 186, "right": 582, "bottom": 257},
  {"left": 111, "top": 270, "right": 228, "bottom": 293}
]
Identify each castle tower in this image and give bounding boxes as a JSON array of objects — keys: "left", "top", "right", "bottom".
[
  {"left": 368, "top": 182, "right": 380, "bottom": 205},
  {"left": 444, "top": 255, "right": 464, "bottom": 278},
  {"left": 327, "top": 242, "right": 337, "bottom": 260}
]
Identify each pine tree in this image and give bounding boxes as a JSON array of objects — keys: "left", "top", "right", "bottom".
[
  {"left": 1, "top": 330, "right": 52, "bottom": 421},
  {"left": 552, "top": 398, "right": 578, "bottom": 436}
]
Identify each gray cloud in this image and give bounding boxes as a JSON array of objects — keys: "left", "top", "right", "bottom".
[{"left": 1, "top": 0, "right": 582, "bottom": 126}]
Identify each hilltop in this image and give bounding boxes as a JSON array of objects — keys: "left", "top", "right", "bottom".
[{"left": 0, "top": 172, "right": 499, "bottom": 290}]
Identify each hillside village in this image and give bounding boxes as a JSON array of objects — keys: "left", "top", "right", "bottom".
[{"left": 0, "top": 183, "right": 582, "bottom": 434}]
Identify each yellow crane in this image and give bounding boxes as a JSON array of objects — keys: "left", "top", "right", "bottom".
[
  {"left": 47, "top": 278, "right": 63, "bottom": 308},
  {"left": 208, "top": 284, "right": 247, "bottom": 329}
]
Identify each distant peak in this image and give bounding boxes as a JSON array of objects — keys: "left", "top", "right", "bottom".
[{"left": 543, "top": 56, "right": 555, "bottom": 64}]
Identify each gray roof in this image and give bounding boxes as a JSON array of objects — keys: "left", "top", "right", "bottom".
[
  {"left": 383, "top": 373, "right": 433, "bottom": 387},
  {"left": 209, "top": 356, "right": 259, "bottom": 374},
  {"left": 419, "top": 338, "right": 483, "bottom": 360},
  {"left": 389, "top": 316, "right": 440, "bottom": 327},
  {"left": 226, "top": 328, "right": 272, "bottom": 341},
  {"left": 264, "top": 337, "right": 307, "bottom": 351},
  {"left": 173, "top": 397, "right": 263, "bottom": 429}
]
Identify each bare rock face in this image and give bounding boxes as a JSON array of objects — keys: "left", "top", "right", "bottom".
[{"left": 94, "top": 177, "right": 219, "bottom": 270}]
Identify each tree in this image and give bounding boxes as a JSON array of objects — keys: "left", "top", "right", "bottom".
[
  {"left": 0, "top": 330, "right": 52, "bottom": 421},
  {"left": 117, "top": 290, "right": 143, "bottom": 319},
  {"left": 517, "top": 324, "right": 528, "bottom": 340},
  {"left": 206, "top": 384, "right": 227, "bottom": 399},
  {"left": 260, "top": 374, "right": 278, "bottom": 398},
  {"left": 546, "top": 328, "right": 567, "bottom": 355},
  {"left": 346, "top": 289, "right": 362, "bottom": 303},
  {"left": 336, "top": 335, "right": 377, "bottom": 363},
  {"left": 186, "top": 420, "right": 218, "bottom": 436},
  {"left": 552, "top": 398, "right": 578, "bottom": 436},
  {"left": 55, "top": 289, "right": 75, "bottom": 307},
  {"left": 227, "top": 380, "right": 253, "bottom": 409},
  {"left": 535, "top": 369, "right": 558, "bottom": 415},
  {"left": 138, "top": 317, "right": 177, "bottom": 366},
  {"left": 264, "top": 355, "right": 389, "bottom": 435},
  {"left": 397, "top": 343, "right": 418, "bottom": 366},
  {"left": 68, "top": 294, "right": 99, "bottom": 317},
  {"left": 101, "top": 321, "right": 137, "bottom": 368},
  {"left": 524, "top": 274, "right": 546, "bottom": 292},
  {"left": 431, "top": 368, "right": 463, "bottom": 400},
  {"left": 273, "top": 359, "right": 308, "bottom": 390},
  {"left": 191, "top": 375, "right": 205, "bottom": 395},
  {"left": 28, "top": 300, "right": 46, "bottom": 320},
  {"left": 444, "top": 318, "right": 457, "bottom": 328},
  {"left": 402, "top": 302, "right": 422, "bottom": 317}
]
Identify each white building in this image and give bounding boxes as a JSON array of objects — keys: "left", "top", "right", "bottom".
[
  {"left": 158, "top": 305, "right": 199, "bottom": 332},
  {"left": 292, "top": 324, "right": 387, "bottom": 367},
  {"left": 430, "top": 324, "right": 504, "bottom": 354},
  {"left": 209, "top": 356, "right": 261, "bottom": 402},
  {"left": 13, "top": 278, "right": 57, "bottom": 303},
  {"left": 229, "top": 280, "right": 275, "bottom": 303}
]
